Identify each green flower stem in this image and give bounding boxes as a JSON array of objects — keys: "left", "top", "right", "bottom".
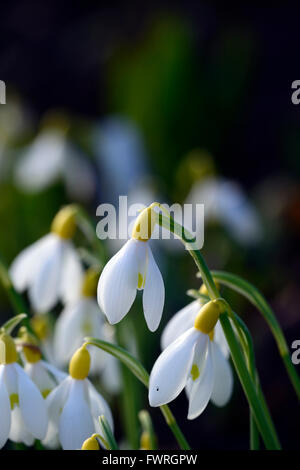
[
  {"left": 219, "top": 314, "right": 280, "bottom": 449},
  {"left": 85, "top": 338, "right": 190, "bottom": 450},
  {"left": 232, "top": 313, "right": 281, "bottom": 449},
  {"left": 156, "top": 210, "right": 280, "bottom": 449},
  {"left": 210, "top": 270, "right": 300, "bottom": 401},
  {"left": 250, "top": 413, "right": 260, "bottom": 450},
  {"left": 115, "top": 324, "right": 141, "bottom": 449}
]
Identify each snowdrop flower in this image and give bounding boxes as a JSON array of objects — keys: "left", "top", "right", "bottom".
[
  {"left": 186, "top": 177, "right": 262, "bottom": 245},
  {"left": 53, "top": 268, "right": 105, "bottom": 374},
  {"left": 97, "top": 205, "right": 165, "bottom": 332},
  {"left": 14, "top": 129, "right": 96, "bottom": 202},
  {"left": 18, "top": 327, "right": 67, "bottom": 399},
  {"left": 149, "top": 300, "right": 233, "bottom": 419},
  {"left": 44, "top": 345, "right": 113, "bottom": 450},
  {"left": 10, "top": 206, "right": 83, "bottom": 313},
  {"left": 0, "top": 333, "right": 48, "bottom": 448}
]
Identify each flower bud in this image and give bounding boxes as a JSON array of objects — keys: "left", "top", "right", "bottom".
[
  {"left": 51, "top": 206, "right": 77, "bottom": 239},
  {"left": 194, "top": 300, "right": 222, "bottom": 335},
  {"left": 69, "top": 345, "right": 91, "bottom": 380}
]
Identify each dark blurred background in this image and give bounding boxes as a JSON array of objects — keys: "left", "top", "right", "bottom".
[{"left": 0, "top": 2, "right": 299, "bottom": 449}]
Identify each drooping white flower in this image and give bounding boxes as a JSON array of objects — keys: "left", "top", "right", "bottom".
[
  {"left": 97, "top": 206, "right": 165, "bottom": 332},
  {"left": 161, "top": 298, "right": 229, "bottom": 358},
  {"left": 14, "top": 129, "right": 96, "bottom": 202},
  {"left": 0, "top": 333, "right": 48, "bottom": 448},
  {"left": 53, "top": 269, "right": 105, "bottom": 374},
  {"left": 149, "top": 300, "right": 233, "bottom": 419},
  {"left": 43, "top": 345, "right": 113, "bottom": 450},
  {"left": 10, "top": 206, "right": 83, "bottom": 313}
]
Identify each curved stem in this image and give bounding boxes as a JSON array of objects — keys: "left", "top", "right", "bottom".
[
  {"left": 211, "top": 270, "right": 300, "bottom": 401},
  {"left": 220, "top": 314, "right": 280, "bottom": 449},
  {"left": 157, "top": 211, "right": 281, "bottom": 449}
]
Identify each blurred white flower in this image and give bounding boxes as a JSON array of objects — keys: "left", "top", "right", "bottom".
[
  {"left": 14, "top": 129, "right": 96, "bottom": 202},
  {"left": 43, "top": 346, "right": 113, "bottom": 450},
  {"left": 186, "top": 177, "right": 262, "bottom": 245},
  {"left": 100, "top": 324, "right": 121, "bottom": 394},
  {"left": 97, "top": 207, "right": 165, "bottom": 332},
  {"left": 53, "top": 269, "right": 105, "bottom": 374},
  {"left": 18, "top": 327, "right": 67, "bottom": 400},
  {"left": 10, "top": 207, "right": 83, "bottom": 313},
  {"left": 149, "top": 301, "right": 233, "bottom": 419},
  {"left": 0, "top": 333, "right": 48, "bottom": 448},
  {"left": 94, "top": 116, "right": 148, "bottom": 203}
]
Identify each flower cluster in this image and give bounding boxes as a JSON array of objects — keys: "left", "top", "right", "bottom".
[{"left": 5, "top": 202, "right": 235, "bottom": 451}]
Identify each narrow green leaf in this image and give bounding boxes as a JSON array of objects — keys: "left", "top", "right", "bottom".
[{"left": 99, "top": 415, "right": 119, "bottom": 450}]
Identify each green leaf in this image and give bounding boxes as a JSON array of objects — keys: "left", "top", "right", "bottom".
[
  {"left": 211, "top": 270, "right": 300, "bottom": 401},
  {"left": 85, "top": 338, "right": 149, "bottom": 387},
  {"left": 99, "top": 415, "right": 119, "bottom": 450},
  {"left": 85, "top": 337, "right": 190, "bottom": 450}
]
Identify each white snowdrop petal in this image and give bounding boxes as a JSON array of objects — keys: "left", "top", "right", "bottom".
[
  {"left": 161, "top": 300, "right": 201, "bottom": 350},
  {"left": 0, "top": 366, "right": 11, "bottom": 448},
  {"left": 87, "top": 379, "right": 114, "bottom": 432},
  {"left": 40, "top": 360, "right": 68, "bottom": 383},
  {"left": 15, "top": 363, "right": 48, "bottom": 440},
  {"left": 97, "top": 239, "right": 139, "bottom": 324},
  {"left": 188, "top": 341, "right": 215, "bottom": 420},
  {"left": 210, "top": 342, "right": 233, "bottom": 407},
  {"left": 143, "top": 246, "right": 165, "bottom": 332},
  {"left": 9, "top": 405, "right": 35, "bottom": 446},
  {"left": 3, "top": 363, "right": 18, "bottom": 396},
  {"left": 149, "top": 328, "right": 200, "bottom": 407},
  {"left": 59, "top": 379, "right": 94, "bottom": 450},
  {"left": 14, "top": 132, "right": 65, "bottom": 192},
  {"left": 53, "top": 300, "right": 86, "bottom": 365},
  {"left": 29, "top": 235, "right": 63, "bottom": 312},
  {"left": 214, "top": 321, "right": 229, "bottom": 358},
  {"left": 60, "top": 242, "right": 83, "bottom": 305},
  {"left": 9, "top": 235, "right": 52, "bottom": 292},
  {"left": 189, "top": 334, "right": 209, "bottom": 379},
  {"left": 43, "top": 377, "right": 71, "bottom": 447},
  {"left": 24, "top": 362, "right": 56, "bottom": 395}
]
